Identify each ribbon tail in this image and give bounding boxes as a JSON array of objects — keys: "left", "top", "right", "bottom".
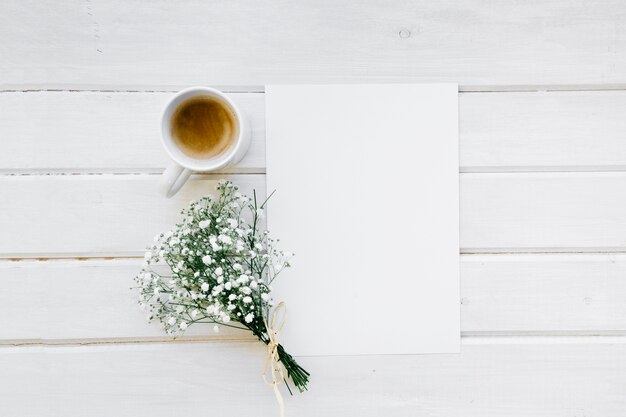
[
  {"left": 263, "top": 302, "right": 288, "bottom": 417},
  {"left": 272, "top": 381, "right": 285, "bottom": 417}
]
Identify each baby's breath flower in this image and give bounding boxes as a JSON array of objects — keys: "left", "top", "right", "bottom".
[
  {"left": 212, "top": 284, "right": 224, "bottom": 295},
  {"left": 218, "top": 235, "right": 232, "bottom": 245},
  {"left": 133, "top": 181, "right": 309, "bottom": 392}
]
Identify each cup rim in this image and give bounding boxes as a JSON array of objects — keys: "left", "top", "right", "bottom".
[{"left": 160, "top": 86, "right": 245, "bottom": 172}]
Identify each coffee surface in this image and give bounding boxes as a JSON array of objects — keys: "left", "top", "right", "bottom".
[{"left": 171, "top": 96, "right": 237, "bottom": 159}]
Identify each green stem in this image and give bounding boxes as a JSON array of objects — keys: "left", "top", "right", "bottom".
[{"left": 248, "top": 325, "right": 310, "bottom": 393}]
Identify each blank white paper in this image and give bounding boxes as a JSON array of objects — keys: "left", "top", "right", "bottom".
[{"left": 265, "top": 84, "right": 459, "bottom": 356}]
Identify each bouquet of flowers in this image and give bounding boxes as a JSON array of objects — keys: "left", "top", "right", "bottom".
[{"left": 134, "top": 180, "right": 309, "bottom": 398}]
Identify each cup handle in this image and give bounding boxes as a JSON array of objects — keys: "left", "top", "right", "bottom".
[{"left": 159, "top": 163, "right": 192, "bottom": 198}]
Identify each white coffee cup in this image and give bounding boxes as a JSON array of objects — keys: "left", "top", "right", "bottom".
[{"left": 159, "top": 87, "right": 250, "bottom": 198}]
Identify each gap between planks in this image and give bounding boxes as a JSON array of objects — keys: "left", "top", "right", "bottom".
[
  {"left": 8, "top": 167, "right": 626, "bottom": 176},
  {"left": 2, "top": 251, "right": 625, "bottom": 262},
  {"left": 0, "top": 170, "right": 266, "bottom": 176},
  {"left": 4, "top": 248, "right": 626, "bottom": 260},
  {"left": 2, "top": 334, "right": 626, "bottom": 349},
  {"left": 6, "top": 168, "right": 626, "bottom": 177},
  {"left": 5, "top": 84, "right": 626, "bottom": 93}
]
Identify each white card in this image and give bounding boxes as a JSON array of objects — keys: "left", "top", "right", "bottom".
[{"left": 266, "top": 84, "right": 459, "bottom": 355}]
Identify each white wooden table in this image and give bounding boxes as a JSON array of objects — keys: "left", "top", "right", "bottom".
[{"left": 2, "top": 1, "right": 626, "bottom": 415}]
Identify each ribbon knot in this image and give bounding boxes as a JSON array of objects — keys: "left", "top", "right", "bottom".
[{"left": 263, "top": 301, "right": 287, "bottom": 417}]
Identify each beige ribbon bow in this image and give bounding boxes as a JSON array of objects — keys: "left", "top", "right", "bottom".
[{"left": 263, "top": 301, "right": 288, "bottom": 417}]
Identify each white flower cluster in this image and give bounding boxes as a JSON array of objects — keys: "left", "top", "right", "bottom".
[{"left": 135, "top": 180, "right": 292, "bottom": 336}]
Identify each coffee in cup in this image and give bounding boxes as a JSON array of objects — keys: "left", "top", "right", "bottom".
[{"left": 159, "top": 87, "right": 250, "bottom": 198}]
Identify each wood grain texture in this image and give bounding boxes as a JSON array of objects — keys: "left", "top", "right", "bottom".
[
  {"left": 461, "top": 91, "right": 626, "bottom": 172},
  {"left": 2, "top": 254, "right": 626, "bottom": 341},
  {"left": 0, "top": 175, "right": 265, "bottom": 257},
  {"left": 2, "top": 1, "right": 626, "bottom": 87},
  {"left": 4, "top": 0, "right": 626, "bottom": 411},
  {"left": 4, "top": 90, "right": 626, "bottom": 173},
  {"left": 462, "top": 254, "right": 626, "bottom": 333},
  {"left": 1, "top": 341, "right": 625, "bottom": 416},
  {"left": 0, "top": 91, "right": 265, "bottom": 173},
  {"left": 4, "top": 173, "right": 626, "bottom": 256},
  {"left": 0, "top": 259, "right": 249, "bottom": 341},
  {"left": 461, "top": 172, "right": 626, "bottom": 251}
]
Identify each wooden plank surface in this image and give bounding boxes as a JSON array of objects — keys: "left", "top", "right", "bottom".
[
  {"left": 2, "top": 1, "right": 626, "bottom": 88},
  {"left": 461, "top": 91, "right": 626, "bottom": 172},
  {"left": 0, "top": 175, "right": 265, "bottom": 257},
  {"left": 4, "top": 0, "right": 626, "bottom": 413},
  {"left": 462, "top": 254, "right": 626, "bottom": 333},
  {"left": 0, "top": 92, "right": 265, "bottom": 173},
  {"left": 4, "top": 173, "right": 626, "bottom": 256},
  {"left": 461, "top": 172, "right": 626, "bottom": 252},
  {"left": 1, "top": 341, "right": 625, "bottom": 416},
  {"left": 0, "top": 259, "right": 250, "bottom": 341},
  {"left": 2, "top": 254, "right": 625, "bottom": 342},
  {"left": 4, "top": 90, "right": 626, "bottom": 173}
]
